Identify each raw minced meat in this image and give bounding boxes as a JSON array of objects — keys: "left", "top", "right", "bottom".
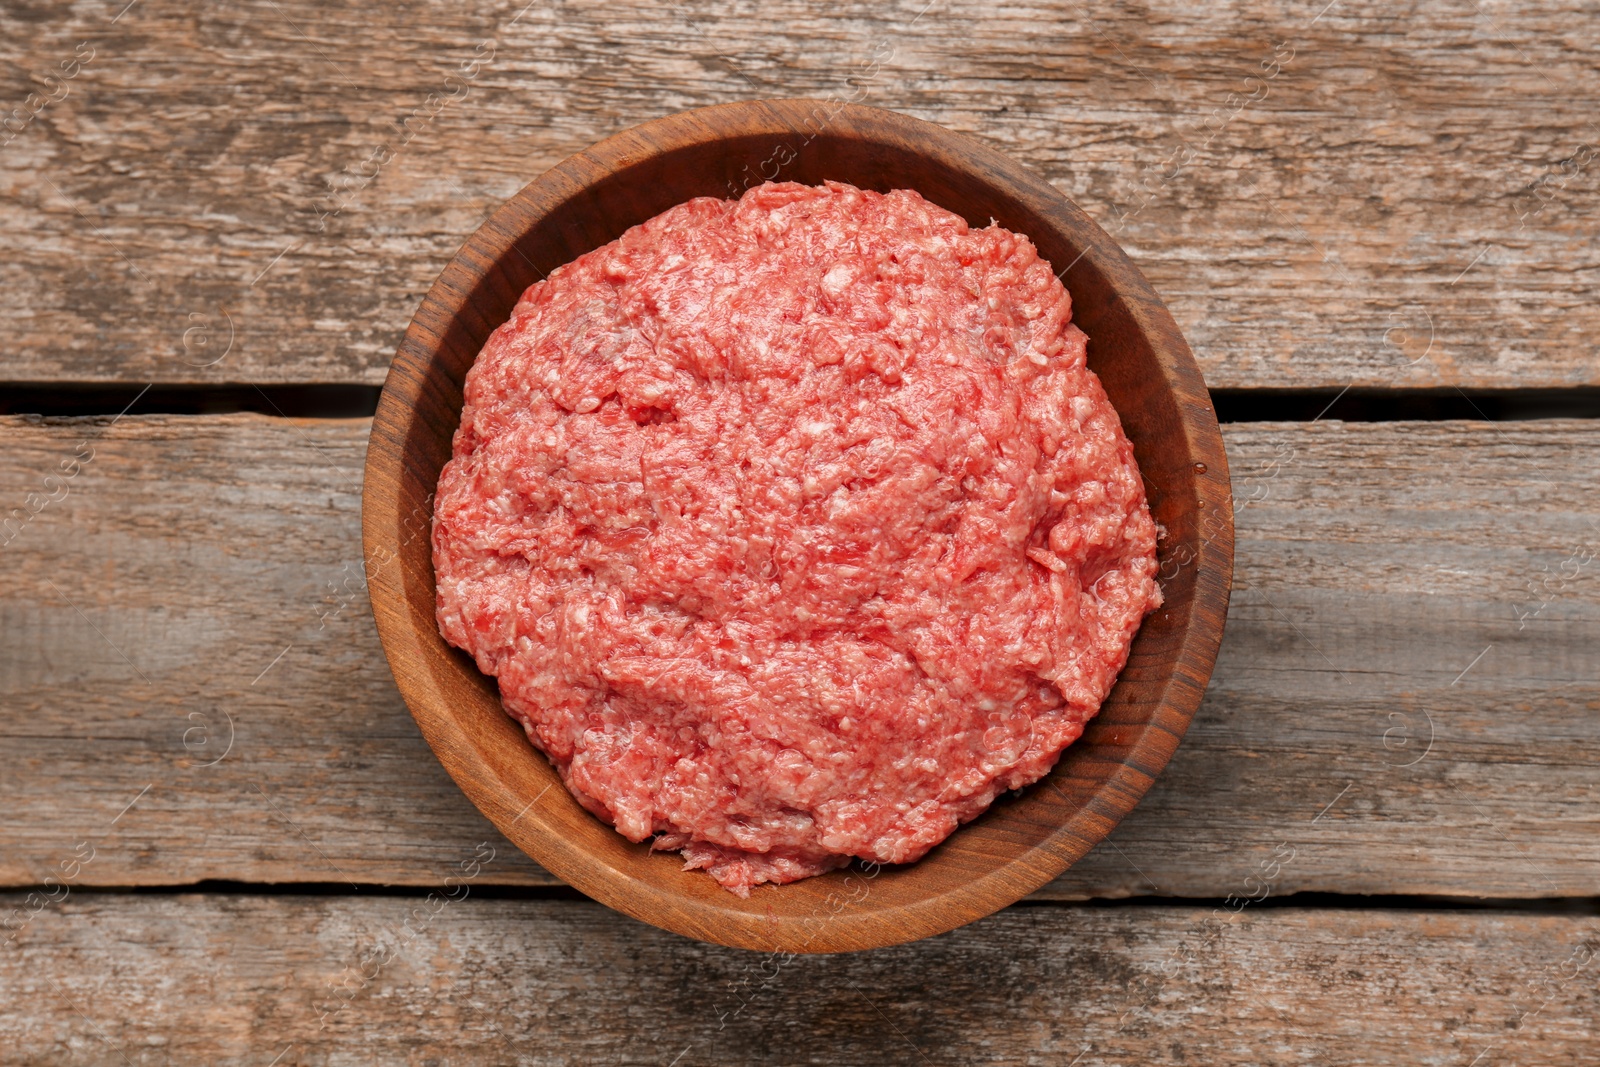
[{"left": 432, "top": 180, "right": 1162, "bottom": 895}]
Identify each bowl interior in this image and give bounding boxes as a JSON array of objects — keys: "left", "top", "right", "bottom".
[{"left": 362, "top": 99, "right": 1233, "bottom": 953}]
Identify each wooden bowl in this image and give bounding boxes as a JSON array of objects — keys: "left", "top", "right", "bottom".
[{"left": 363, "top": 99, "right": 1233, "bottom": 953}]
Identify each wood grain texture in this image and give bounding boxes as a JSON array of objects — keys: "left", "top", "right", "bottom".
[
  {"left": 2, "top": 415, "right": 1596, "bottom": 899},
  {"left": 2, "top": 0, "right": 1598, "bottom": 388},
  {"left": 361, "top": 97, "right": 1232, "bottom": 951},
  {"left": 3, "top": 894, "right": 1599, "bottom": 1064}
]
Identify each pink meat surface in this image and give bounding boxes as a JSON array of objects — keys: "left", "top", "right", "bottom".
[{"left": 432, "top": 180, "right": 1162, "bottom": 895}]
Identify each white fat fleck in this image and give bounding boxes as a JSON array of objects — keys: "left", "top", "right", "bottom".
[
  {"left": 574, "top": 396, "right": 601, "bottom": 413},
  {"left": 799, "top": 419, "right": 832, "bottom": 438},
  {"left": 821, "top": 264, "right": 852, "bottom": 295},
  {"left": 572, "top": 604, "right": 590, "bottom": 627},
  {"left": 662, "top": 254, "right": 685, "bottom": 270},
  {"left": 1026, "top": 547, "right": 1069, "bottom": 574},
  {"left": 1027, "top": 350, "right": 1049, "bottom": 366},
  {"left": 977, "top": 698, "right": 997, "bottom": 712}
]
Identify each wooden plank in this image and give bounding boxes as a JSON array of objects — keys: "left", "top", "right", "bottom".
[
  {"left": 1, "top": 0, "right": 1598, "bottom": 388},
  {"left": 3, "top": 894, "right": 1598, "bottom": 1063},
  {"left": 0, "top": 415, "right": 1597, "bottom": 898},
  {"left": 1054, "top": 417, "right": 1600, "bottom": 898}
]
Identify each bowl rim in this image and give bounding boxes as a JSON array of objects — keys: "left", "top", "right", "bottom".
[{"left": 363, "top": 98, "right": 1233, "bottom": 953}]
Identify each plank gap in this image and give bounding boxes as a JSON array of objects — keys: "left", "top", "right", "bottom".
[
  {"left": 0, "top": 384, "right": 382, "bottom": 419},
  {"left": 19, "top": 883, "right": 1600, "bottom": 916},
  {"left": 1213, "top": 386, "right": 1600, "bottom": 423},
  {"left": 4, "top": 383, "right": 1600, "bottom": 422}
]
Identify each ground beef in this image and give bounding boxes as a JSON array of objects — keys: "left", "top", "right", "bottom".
[{"left": 432, "top": 180, "right": 1162, "bottom": 895}]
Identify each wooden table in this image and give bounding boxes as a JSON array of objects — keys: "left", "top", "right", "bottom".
[{"left": 3, "top": 1, "right": 1597, "bottom": 1062}]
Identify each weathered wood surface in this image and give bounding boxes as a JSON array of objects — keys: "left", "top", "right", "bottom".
[
  {"left": 2, "top": 0, "right": 1599, "bottom": 389},
  {"left": 2, "top": 414, "right": 1596, "bottom": 898},
  {"left": 3, "top": 895, "right": 1598, "bottom": 1064}
]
